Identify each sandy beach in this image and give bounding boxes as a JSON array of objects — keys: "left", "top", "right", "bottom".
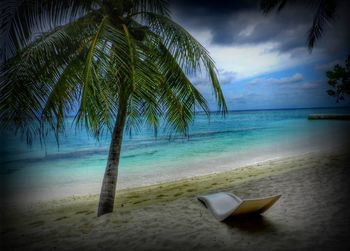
[{"left": 1, "top": 149, "right": 350, "bottom": 251}]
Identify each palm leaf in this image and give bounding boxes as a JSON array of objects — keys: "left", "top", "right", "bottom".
[
  {"left": 144, "top": 13, "right": 227, "bottom": 114},
  {"left": 260, "top": 0, "right": 288, "bottom": 14},
  {"left": 0, "top": 10, "right": 98, "bottom": 144},
  {"left": 260, "top": 0, "right": 337, "bottom": 50},
  {"left": 307, "top": 0, "right": 337, "bottom": 50},
  {"left": 0, "top": 0, "right": 95, "bottom": 62}
]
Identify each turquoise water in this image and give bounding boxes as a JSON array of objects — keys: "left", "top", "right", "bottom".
[{"left": 1, "top": 107, "right": 350, "bottom": 202}]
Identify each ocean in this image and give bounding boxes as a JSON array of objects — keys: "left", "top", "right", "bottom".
[{"left": 1, "top": 107, "right": 350, "bottom": 203}]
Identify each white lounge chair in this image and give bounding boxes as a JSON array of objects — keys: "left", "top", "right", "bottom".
[{"left": 198, "top": 192, "right": 281, "bottom": 221}]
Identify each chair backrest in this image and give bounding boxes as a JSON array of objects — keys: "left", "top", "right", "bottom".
[
  {"left": 198, "top": 192, "right": 240, "bottom": 216},
  {"left": 232, "top": 195, "right": 281, "bottom": 216}
]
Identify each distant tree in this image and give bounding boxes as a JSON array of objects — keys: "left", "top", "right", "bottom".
[
  {"left": 260, "top": 0, "right": 338, "bottom": 51},
  {"left": 326, "top": 55, "right": 350, "bottom": 102}
]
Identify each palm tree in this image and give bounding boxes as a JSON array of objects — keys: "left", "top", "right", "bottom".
[
  {"left": 260, "top": 0, "right": 338, "bottom": 50},
  {"left": 0, "top": 0, "right": 227, "bottom": 216}
]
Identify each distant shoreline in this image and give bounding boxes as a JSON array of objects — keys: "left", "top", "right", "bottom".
[
  {"left": 63, "top": 106, "right": 350, "bottom": 117},
  {"left": 308, "top": 114, "right": 350, "bottom": 120}
]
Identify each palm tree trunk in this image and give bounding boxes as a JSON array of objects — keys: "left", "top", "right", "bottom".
[{"left": 97, "top": 96, "right": 128, "bottom": 217}]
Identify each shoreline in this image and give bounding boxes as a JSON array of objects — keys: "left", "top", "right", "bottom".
[
  {"left": 2, "top": 142, "right": 345, "bottom": 208},
  {"left": 2, "top": 147, "right": 345, "bottom": 210},
  {"left": 2, "top": 149, "right": 350, "bottom": 250}
]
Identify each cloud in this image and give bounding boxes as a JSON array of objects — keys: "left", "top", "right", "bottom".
[
  {"left": 231, "top": 93, "right": 259, "bottom": 103},
  {"left": 300, "top": 83, "right": 319, "bottom": 90},
  {"left": 171, "top": 2, "right": 309, "bottom": 50},
  {"left": 298, "top": 79, "right": 331, "bottom": 92},
  {"left": 198, "top": 40, "right": 307, "bottom": 80},
  {"left": 190, "top": 69, "right": 237, "bottom": 86},
  {"left": 169, "top": 4, "right": 318, "bottom": 80},
  {"left": 171, "top": 0, "right": 350, "bottom": 57},
  {"left": 171, "top": 1, "right": 256, "bottom": 16},
  {"left": 231, "top": 94, "right": 247, "bottom": 104},
  {"left": 227, "top": 93, "right": 262, "bottom": 108},
  {"left": 170, "top": 1, "right": 350, "bottom": 110},
  {"left": 217, "top": 70, "right": 237, "bottom": 85},
  {"left": 315, "top": 59, "right": 344, "bottom": 72},
  {"left": 249, "top": 73, "right": 304, "bottom": 86}
]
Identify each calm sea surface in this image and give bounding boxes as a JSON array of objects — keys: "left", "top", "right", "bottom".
[{"left": 1, "top": 107, "right": 350, "bottom": 202}]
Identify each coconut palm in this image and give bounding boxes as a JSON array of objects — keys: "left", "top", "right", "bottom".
[
  {"left": 0, "top": 0, "right": 227, "bottom": 216},
  {"left": 261, "top": 0, "right": 338, "bottom": 50}
]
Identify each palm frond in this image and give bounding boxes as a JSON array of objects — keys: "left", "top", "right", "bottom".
[
  {"left": 144, "top": 13, "right": 227, "bottom": 114},
  {"left": 260, "top": 0, "right": 338, "bottom": 51},
  {"left": 0, "top": 0, "right": 97, "bottom": 62},
  {"left": 77, "top": 16, "right": 109, "bottom": 127},
  {"left": 124, "top": 35, "right": 163, "bottom": 135},
  {"left": 40, "top": 55, "right": 85, "bottom": 140},
  {"left": 260, "top": 0, "right": 288, "bottom": 14},
  {"left": 0, "top": 11, "right": 98, "bottom": 144},
  {"left": 148, "top": 41, "right": 208, "bottom": 135},
  {"left": 307, "top": 0, "right": 337, "bottom": 50}
]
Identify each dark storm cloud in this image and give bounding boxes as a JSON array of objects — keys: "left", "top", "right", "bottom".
[
  {"left": 171, "top": 0, "right": 350, "bottom": 56},
  {"left": 170, "top": 0, "right": 259, "bottom": 45},
  {"left": 171, "top": 0, "right": 257, "bottom": 15}
]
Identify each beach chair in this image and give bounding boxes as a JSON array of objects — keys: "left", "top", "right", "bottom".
[{"left": 197, "top": 192, "right": 281, "bottom": 221}]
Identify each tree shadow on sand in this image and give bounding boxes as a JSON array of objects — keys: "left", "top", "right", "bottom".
[{"left": 223, "top": 214, "right": 278, "bottom": 234}]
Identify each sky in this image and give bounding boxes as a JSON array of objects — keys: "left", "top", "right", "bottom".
[{"left": 169, "top": 0, "right": 350, "bottom": 110}]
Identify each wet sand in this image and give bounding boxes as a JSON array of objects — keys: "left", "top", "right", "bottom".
[{"left": 1, "top": 150, "right": 350, "bottom": 250}]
